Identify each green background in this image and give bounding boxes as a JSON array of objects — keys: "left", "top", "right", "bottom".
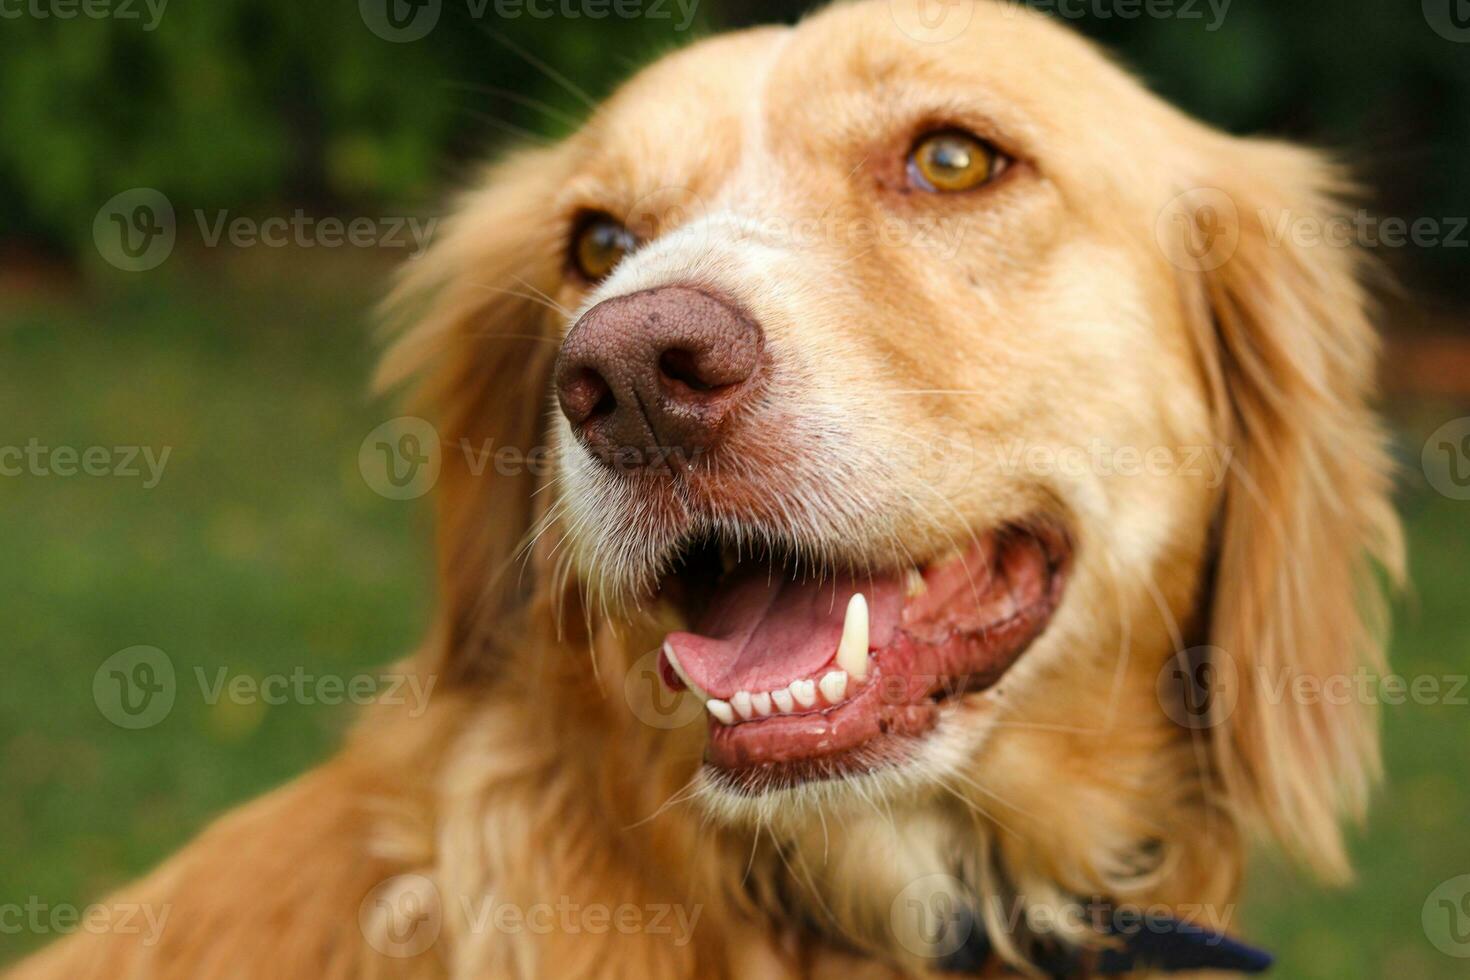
[{"left": 2, "top": 0, "right": 1469, "bottom": 974}]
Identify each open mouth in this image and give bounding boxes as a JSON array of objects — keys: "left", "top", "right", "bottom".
[{"left": 654, "top": 523, "right": 1071, "bottom": 787}]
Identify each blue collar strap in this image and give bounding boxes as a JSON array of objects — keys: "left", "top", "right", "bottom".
[{"left": 939, "top": 905, "right": 1274, "bottom": 977}]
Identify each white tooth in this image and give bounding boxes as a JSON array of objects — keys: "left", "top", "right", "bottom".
[
  {"left": 819, "top": 670, "right": 848, "bottom": 704},
  {"left": 731, "top": 691, "right": 753, "bottom": 720},
  {"left": 791, "top": 679, "right": 817, "bottom": 708},
  {"left": 706, "top": 699, "right": 735, "bottom": 725},
  {"left": 771, "top": 688, "right": 794, "bottom": 713},
  {"left": 837, "top": 593, "right": 870, "bottom": 681},
  {"left": 750, "top": 691, "right": 772, "bottom": 716},
  {"left": 661, "top": 642, "right": 712, "bottom": 701},
  {"left": 905, "top": 568, "right": 927, "bottom": 598}
]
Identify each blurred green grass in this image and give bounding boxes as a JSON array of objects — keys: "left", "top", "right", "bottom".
[
  {"left": 0, "top": 259, "right": 1467, "bottom": 974},
  {"left": 0, "top": 255, "right": 430, "bottom": 959}
]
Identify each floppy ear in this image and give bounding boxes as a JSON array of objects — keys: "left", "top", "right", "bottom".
[
  {"left": 1168, "top": 140, "right": 1404, "bottom": 880},
  {"left": 376, "top": 147, "right": 572, "bottom": 683}
]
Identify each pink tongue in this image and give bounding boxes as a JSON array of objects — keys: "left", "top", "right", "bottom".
[{"left": 664, "top": 567, "right": 904, "bottom": 699}]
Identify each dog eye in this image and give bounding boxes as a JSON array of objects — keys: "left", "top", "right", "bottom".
[
  {"left": 908, "top": 130, "right": 1003, "bottom": 193},
  {"left": 572, "top": 214, "right": 638, "bottom": 281}
]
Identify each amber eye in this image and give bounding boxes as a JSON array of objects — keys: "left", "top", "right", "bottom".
[
  {"left": 572, "top": 214, "right": 638, "bottom": 281},
  {"left": 908, "top": 130, "right": 1002, "bottom": 193}
]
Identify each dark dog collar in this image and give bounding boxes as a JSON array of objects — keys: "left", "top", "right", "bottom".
[{"left": 939, "top": 905, "right": 1274, "bottom": 977}]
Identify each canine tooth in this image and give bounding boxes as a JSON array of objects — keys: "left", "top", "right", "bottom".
[
  {"left": 771, "top": 688, "right": 795, "bottom": 713},
  {"left": 837, "top": 593, "right": 870, "bottom": 680},
  {"left": 706, "top": 699, "right": 735, "bottom": 725},
  {"left": 819, "top": 670, "right": 848, "bottom": 704},
  {"left": 790, "top": 679, "right": 817, "bottom": 708},
  {"left": 751, "top": 691, "right": 773, "bottom": 716},
  {"left": 905, "top": 567, "right": 927, "bottom": 598},
  {"left": 661, "top": 642, "right": 712, "bottom": 701},
  {"left": 731, "top": 691, "right": 753, "bottom": 720}
]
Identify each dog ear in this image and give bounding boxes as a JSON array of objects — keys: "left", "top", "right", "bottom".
[
  {"left": 376, "top": 147, "right": 572, "bottom": 683},
  {"left": 1165, "top": 140, "right": 1403, "bottom": 881}
]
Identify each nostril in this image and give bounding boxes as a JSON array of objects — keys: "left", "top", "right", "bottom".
[
  {"left": 657, "top": 349, "right": 717, "bottom": 393},
  {"left": 554, "top": 285, "right": 764, "bottom": 468},
  {"left": 562, "top": 368, "right": 616, "bottom": 424},
  {"left": 589, "top": 386, "right": 616, "bottom": 420}
]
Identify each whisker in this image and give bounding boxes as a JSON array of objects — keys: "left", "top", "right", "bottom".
[
  {"left": 443, "top": 81, "right": 585, "bottom": 129},
  {"left": 467, "top": 283, "right": 572, "bottom": 319},
  {"left": 479, "top": 28, "right": 599, "bottom": 111},
  {"left": 943, "top": 765, "right": 1040, "bottom": 820},
  {"left": 623, "top": 769, "right": 703, "bottom": 830},
  {"left": 463, "top": 331, "right": 561, "bottom": 345},
  {"left": 508, "top": 273, "right": 575, "bottom": 319},
  {"left": 458, "top": 108, "right": 555, "bottom": 147}
]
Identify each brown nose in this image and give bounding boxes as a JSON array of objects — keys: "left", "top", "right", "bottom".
[{"left": 555, "top": 286, "right": 763, "bottom": 471}]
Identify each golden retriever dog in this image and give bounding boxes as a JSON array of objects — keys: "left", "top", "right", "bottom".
[{"left": 13, "top": 0, "right": 1402, "bottom": 976}]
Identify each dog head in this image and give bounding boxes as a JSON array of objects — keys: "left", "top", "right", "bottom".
[{"left": 382, "top": 0, "right": 1400, "bottom": 968}]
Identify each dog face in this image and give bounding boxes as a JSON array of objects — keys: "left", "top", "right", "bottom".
[
  {"left": 544, "top": 5, "right": 1215, "bottom": 804},
  {"left": 385, "top": 0, "right": 1398, "bottom": 966}
]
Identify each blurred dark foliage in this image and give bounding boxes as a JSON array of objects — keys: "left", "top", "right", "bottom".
[{"left": 2, "top": 0, "right": 1467, "bottom": 300}]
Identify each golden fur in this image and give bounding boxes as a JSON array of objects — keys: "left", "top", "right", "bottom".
[{"left": 12, "top": 1, "right": 1401, "bottom": 976}]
